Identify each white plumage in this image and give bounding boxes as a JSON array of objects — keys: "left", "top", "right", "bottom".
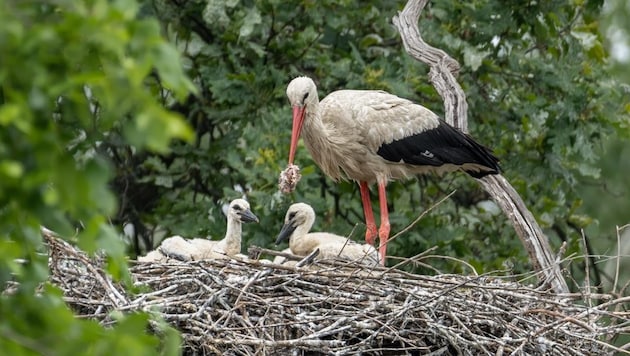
[
  {"left": 275, "top": 203, "right": 379, "bottom": 266},
  {"left": 285, "top": 76, "right": 500, "bottom": 265},
  {"left": 138, "top": 199, "right": 259, "bottom": 262}
]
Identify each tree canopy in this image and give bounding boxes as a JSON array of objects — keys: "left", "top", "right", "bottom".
[{"left": 1, "top": 0, "right": 628, "bottom": 354}]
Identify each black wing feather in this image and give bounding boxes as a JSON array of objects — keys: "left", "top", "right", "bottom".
[{"left": 376, "top": 120, "right": 500, "bottom": 178}]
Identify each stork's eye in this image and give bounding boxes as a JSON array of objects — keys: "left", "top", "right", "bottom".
[
  {"left": 233, "top": 205, "right": 242, "bottom": 211},
  {"left": 288, "top": 212, "right": 296, "bottom": 219},
  {"left": 302, "top": 92, "right": 309, "bottom": 102}
]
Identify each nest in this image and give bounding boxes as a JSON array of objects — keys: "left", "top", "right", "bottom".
[{"left": 44, "top": 232, "right": 629, "bottom": 355}]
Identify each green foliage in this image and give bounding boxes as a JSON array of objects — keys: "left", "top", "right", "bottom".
[
  {"left": 1, "top": 285, "right": 181, "bottom": 355},
  {"left": 0, "top": 0, "right": 192, "bottom": 354},
  {"left": 425, "top": 0, "right": 629, "bottom": 277},
  {"left": 2, "top": 0, "right": 629, "bottom": 353}
]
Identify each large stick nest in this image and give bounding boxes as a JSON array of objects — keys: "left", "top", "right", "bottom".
[{"left": 45, "top": 233, "right": 629, "bottom": 355}]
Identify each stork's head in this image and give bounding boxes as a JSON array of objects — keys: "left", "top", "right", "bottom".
[
  {"left": 226, "top": 199, "right": 259, "bottom": 224},
  {"left": 286, "top": 76, "right": 319, "bottom": 165},
  {"left": 275, "top": 202, "right": 315, "bottom": 245}
]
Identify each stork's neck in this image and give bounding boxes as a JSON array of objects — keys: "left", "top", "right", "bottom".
[
  {"left": 288, "top": 217, "right": 316, "bottom": 255},
  {"left": 221, "top": 217, "right": 242, "bottom": 255},
  {"left": 301, "top": 100, "right": 345, "bottom": 180},
  {"left": 303, "top": 100, "right": 327, "bottom": 137}
]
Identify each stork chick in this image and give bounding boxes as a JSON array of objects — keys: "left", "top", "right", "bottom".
[
  {"left": 275, "top": 203, "right": 379, "bottom": 266},
  {"left": 138, "top": 199, "right": 259, "bottom": 262}
]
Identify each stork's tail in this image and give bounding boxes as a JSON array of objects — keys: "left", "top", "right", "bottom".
[{"left": 458, "top": 132, "right": 501, "bottom": 178}]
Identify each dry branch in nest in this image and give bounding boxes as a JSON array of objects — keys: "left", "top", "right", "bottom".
[{"left": 44, "top": 232, "right": 630, "bottom": 355}]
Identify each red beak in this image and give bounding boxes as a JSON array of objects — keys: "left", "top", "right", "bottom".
[{"left": 288, "top": 105, "right": 306, "bottom": 164}]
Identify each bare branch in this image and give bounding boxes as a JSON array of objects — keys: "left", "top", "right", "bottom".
[{"left": 392, "top": 0, "right": 569, "bottom": 294}]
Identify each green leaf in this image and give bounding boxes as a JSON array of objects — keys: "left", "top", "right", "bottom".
[
  {"left": 239, "top": 7, "right": 262, "bottom": 38},
  {"left": 153, "top": 43, "right": 198, "bottom": 100},
  {"left": 462, "top": 46, "right": 490, "bottom": 71},
  {"left": 125, "top": 109, "right": 194, "bottom": 153},
  {"left": 0, "top": 160, "right": 23, "bottom": 179}
]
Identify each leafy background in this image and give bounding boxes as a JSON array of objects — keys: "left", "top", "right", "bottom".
[{"left": 1, "top": 0, "right": 628, "bottom": 353}]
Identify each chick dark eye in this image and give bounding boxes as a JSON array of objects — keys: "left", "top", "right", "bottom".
[
  {"left": 233, "top": 205, "right": 242, "bottom": 211},
  {"left": 302, "top": 92, "right": 309, "bottom": 102},
  {"left": 288, "top": 212, "right": 296, "bottom": 219}
]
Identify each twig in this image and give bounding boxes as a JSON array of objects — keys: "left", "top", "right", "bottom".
[
  {"left": 613, "top": 224, "right": 629, "bottom": 294},
  {"left": 296, "top": 248, "right": 320, "bottom": 267},
  {"left": 580, "top": 228, "right": 592, "bottom": 309}
]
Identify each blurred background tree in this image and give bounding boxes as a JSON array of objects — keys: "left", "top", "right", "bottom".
[
  {"left": 1, "top": 0, "right": 629, "bottom": 353},
  {"left": 0, "top": 0, "right": 191, "bottom": 353},
  {"left": 580, "top": 0, "right": 630, "bottom": 294}
]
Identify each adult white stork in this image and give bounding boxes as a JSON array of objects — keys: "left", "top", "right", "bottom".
[{"left": 284, "top": 76, "right": 500, "bottom": 265}]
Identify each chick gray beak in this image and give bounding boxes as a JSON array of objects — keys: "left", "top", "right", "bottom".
[
  {"left": 275, "top": 222, "right": 296, "bottom": 245},
  {"left": 239, "top": 209, "right": 259, "bottom": 223}
]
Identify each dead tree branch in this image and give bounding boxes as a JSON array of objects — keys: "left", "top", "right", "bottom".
[{"left": 392, "top": 0, "right": 569, "bottom": 294}]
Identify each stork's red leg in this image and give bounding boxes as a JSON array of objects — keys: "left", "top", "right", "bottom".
[
  {"left": 359, "top": 182, "right": 377, "bottom": 246},
  {"left": 377, "top": 181, "right": 390, "bottom": 265}
]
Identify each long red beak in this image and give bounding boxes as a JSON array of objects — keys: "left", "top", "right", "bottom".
[{"left": 288, "top": 105, "right": 306, "bottom": 165}]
